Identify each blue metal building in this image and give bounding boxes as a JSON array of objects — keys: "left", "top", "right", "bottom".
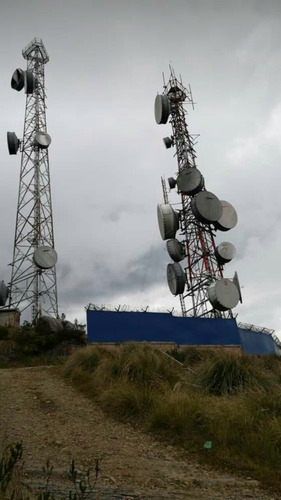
[{"left": 86, "top": 309, "right": 281, "bottom": 356}]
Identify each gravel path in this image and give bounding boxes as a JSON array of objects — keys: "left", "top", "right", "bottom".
[{"left": 0, "top": 366, "right": 276, "bottom": 499}]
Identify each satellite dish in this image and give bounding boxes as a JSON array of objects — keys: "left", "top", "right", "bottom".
[
  {"left": 7, "top": 132, "right": 20, "bottom": 155},
  {"left": 33, "top": 246, "right": 58, "bottom": 269},
  {"left": 163, "top": 137, "right": 173, "bottom": 149},
  {"left": 34, "top": 132, "right": 52, "bottom": 149},
  {"left": 168, "top": 177, "right": 177, "bottom": 189},
  {"left": 0, "top": 280, "right": 8, "bottom": 306},
  {"left": 167, "top": 238, "right": 185, "bottom": 262},
  {"left": 191, "top": 191, "right": 223, "bottom": 224},
  {"left": 233, "top": 271, "right": 243, "bottom": 303},
  {"left": 157, "top": 204, "right": 179, "bottom": 240},
  {"left": 24, "top": 70, "right": 35, "bottom": 94},
  {"left": 167, "top": 263, "right": 185, "bottom": 295},
  {"left": 214, "top": 200, "right": 238, "bottom": 232},
  {"left": 11, "top": 68, "right": 25, "bottom": 91},
  {"left": 208, "top": 279, "right": 239, "bottom": 311},
  {"left": 154, "top": 94, "right": 170, "bottom": 124},
  {"left": 177, "top": 168, "right": 204, "bottom": 196},
  {"left": 215, "top": 242, "right": 236, "bottom": 265}
]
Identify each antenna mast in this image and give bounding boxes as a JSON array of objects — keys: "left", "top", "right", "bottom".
[
  {"left": 155, "top": 68, "right": 242, "bottom": 318},
  {"left": 7, "top": 38, "right": 58, "bottom": 322}
]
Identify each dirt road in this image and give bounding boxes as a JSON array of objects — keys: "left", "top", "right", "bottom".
[{"left": 0, "top": 366, "right": 276, "bottom": 499}]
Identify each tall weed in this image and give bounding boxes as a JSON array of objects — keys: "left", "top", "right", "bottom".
[{"left": 195, "top": 354, "right": 272, "bottom": 395}]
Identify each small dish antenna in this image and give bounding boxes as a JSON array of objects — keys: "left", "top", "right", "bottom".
[
  {"left": 168, "top": 177, "right": 177, "bottom": 189},
  {"left": 157, "top": 203, "right": 179, "bottom": 240},
  {"left": 154, "top": 94, "right": 170, "bottom": 124},
  {"left": 215, "top": 242, "right": 236, "bottom": 265},
  {"left": 191, "top": 191, "right": 223, "bottom": 224},
  {"left": 233, "top": 271, "right": 243, "bottom": 303},
  {"left": 177, "top": 168, "right": 204, "bottom": 196},
  {"left": 11, "top": 68, "right": 35, "bottom": 94},
  {"left": 34, "top": 132, "right": 52, "bottom": 149},
  {"left": 167, "top": 262, "right": 186, "bottom": 295},
  {"left": 33, "top": 246, "right": 58, "bottom": 269},
  {"left": 163, "top": 137, "right": 173, "bottom": 149},
  {"left": 214, "top": 200, "right": 238, "bottom": 232},
  {"left": 208, "top": 279, "right": 239, "bottom": 311},
  {"left": 7, "top": 132, "right": 20, "bottom": 155},
  {"left": 24, "top": 71, "right": 35, "bottom": 94},
  {"left": 166, "top": 238, "right": 185, "bottom": 262},
  {"left": 11, "top": 68, "right": 25, "bottom": 91}
]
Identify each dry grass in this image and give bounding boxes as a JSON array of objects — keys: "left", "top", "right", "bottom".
[{"left": 64, "top": 343, "right": 281, "bottom": 490}]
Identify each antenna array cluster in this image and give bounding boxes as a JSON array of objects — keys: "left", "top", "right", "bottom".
[
  {"left": 155, "top": 69, "right": 242, "bottom": 318},
  {"left": 3, "top": 38, "right": 58, "bottom": 321}
]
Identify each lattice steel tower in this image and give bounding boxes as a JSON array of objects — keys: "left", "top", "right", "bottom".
[
  {"left": 7, "top": 38, "right": 58, "bottom": 322},
  {"left": 155, "top": 68, "right": 242, "bottom": 318}
]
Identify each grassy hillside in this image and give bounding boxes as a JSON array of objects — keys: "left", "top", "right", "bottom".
[{"left": 64, "top": 344, "right": 281, "bottom": 491}]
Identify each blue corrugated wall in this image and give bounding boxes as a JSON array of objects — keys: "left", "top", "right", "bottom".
[
  {"left": 87, "top": 310, "right": 238, "bottom": 345},
  {"left": 238, "top": 328, "right": 280, "bottom": 355},
  {"left": 86, "top": 310, "right": 280, "bottom": 355}
]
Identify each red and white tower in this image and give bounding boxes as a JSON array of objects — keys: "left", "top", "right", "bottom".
[{"left": 155, "top": 69, "right": 242, "bottom": 318}]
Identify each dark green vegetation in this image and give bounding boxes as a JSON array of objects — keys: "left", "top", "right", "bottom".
[
  {"left": 64, "top": 344, "right": 281, "bottom": 491},
  {"left": 0, "top": 442, "right": 99, "bottom": 499},
  {"left": 0, "top": 322, "right": 86, "bottom": 367}
]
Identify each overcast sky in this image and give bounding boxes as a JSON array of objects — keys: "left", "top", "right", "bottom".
[{"left": 1, "top": 0, "right": 281, "bottom": 332}]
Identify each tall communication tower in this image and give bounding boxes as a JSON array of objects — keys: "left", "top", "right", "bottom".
[
  {"left": 155, "top": 68, "right": 242, "bottom": 318},
  {"left": 6, "top": 38, "right": 58, "bottom": 322}
]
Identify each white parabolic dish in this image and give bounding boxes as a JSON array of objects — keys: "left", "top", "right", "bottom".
[
  {"left": 215, "top": 200, "right": 238, "bottom": 231},
  {"left": 34, "top": 132, "right": 52, "bottom": 149},
  {"left": 157, "top": 203, "right": 179, "bottom": 240},
  {"left": 166, "top": 238, "right": 185, "bottom": 262},
  {"left": 167, "top": 263, "right": 185, "bottom": 295},
  {"left": 191, "top": 191, "right": 223, "bottom": 224},
  {"left": 154, "top": 94, "right": 170, "bottom": 124},
  {"left": 33, "top": 246, "right": 58, "bottom": 269},
  {"left": 215, "top": 242, "right": 236, "bottom": 264},
  {"left": 208, "top": 279, "right": 239, "bottom": 311},
  {"left": 177, "top": 168, "right": 204, "bottom": 196}
]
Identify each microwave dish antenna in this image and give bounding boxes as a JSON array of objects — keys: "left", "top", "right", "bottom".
[
  {"left": 215, "top": 242, "right": 236, "bottom": 265},
  {"left": 166, "top": 238, "right": 185, "bottom": 262},
  {"left": 157, "top": 203, "right": 179, "bottom": 240},
  {"left": 177, "top": 168, "right": 204, "bottom": 196},
  {"left": 7, "top": 132, "right": 21, "bottom": 155},
  {"left": 214, "top": 200, "right": 238, "bottom": 232},
  {"left": 167, "top": 263, "right": 186, "bottom": 295}
]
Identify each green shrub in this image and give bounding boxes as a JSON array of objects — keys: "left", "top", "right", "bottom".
[{"left": 195, "top": 354, "right": 272, "bottom": 395}]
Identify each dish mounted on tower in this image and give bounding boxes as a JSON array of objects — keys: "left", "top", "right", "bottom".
[
  {"left": 154, "top": 68, "right": 242, "bottom": 318},
  {"left": 4, "top": 38, "right": 58, "bottom": 322}
]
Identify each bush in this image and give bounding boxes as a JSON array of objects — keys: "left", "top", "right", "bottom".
[{"left": 195, "top": 354, "right": 273, "bottom": 395}]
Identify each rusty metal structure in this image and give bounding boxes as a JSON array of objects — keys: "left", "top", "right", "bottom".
[
  {"left": 155, "top": 68, "right": 241, "bottom": 318},
  {"left": 7, "top": 38, "right": 58, "bottom": 322}
]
